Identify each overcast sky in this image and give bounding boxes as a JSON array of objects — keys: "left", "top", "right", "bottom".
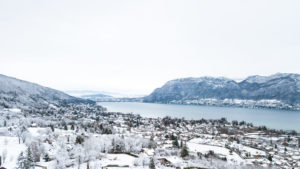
[{"left": 1, "top": 0, "right": 300, "bottom": 95}]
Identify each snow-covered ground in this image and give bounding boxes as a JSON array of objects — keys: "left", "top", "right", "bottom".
[
  {"left": 190, "top": 137, "right": 266, "bottom": 157},
  {"left": 36, "top": 153, "right": 137, "bottom": 169},
  {"left": 232, "top": 143, "right": 266, "bottom": 156},
  {"left": 187, "top": 142, "right": 244, "bottom": 164},
  {"left": 99, "top": 153, "right": 136, "bottom": 167},
  {"left": 0, "top": 136, "right": 26, "bottom": 169}
]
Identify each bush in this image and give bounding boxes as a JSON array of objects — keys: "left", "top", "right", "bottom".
[{"left": 75, "top": 136, "right": 84, "bottom": 144}]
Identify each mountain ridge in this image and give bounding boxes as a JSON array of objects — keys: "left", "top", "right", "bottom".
[
  {"left": 144, "top": 73, "right": 300, "bottom": 109},
  {"left": 0, "top": 74, "right": 95, "bottom": 110}
]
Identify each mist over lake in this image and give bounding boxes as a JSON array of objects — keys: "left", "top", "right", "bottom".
[{"left": 99, "top": 102, "right": 300, "bottom": 132}]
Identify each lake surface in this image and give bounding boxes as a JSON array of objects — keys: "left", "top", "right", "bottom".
[{"left": 98, "top": 102, "right": 300, "bottom": 132}]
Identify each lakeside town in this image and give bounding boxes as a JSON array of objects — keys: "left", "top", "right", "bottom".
[
  {"left": 169, "top": 99, "right": 300, "bottom": 111},
  {"left": 83, "top": 97, "right": 300, "bottom": 111},
  {"left": 0, "top": 103, "right": 299, "bottom": 169}
]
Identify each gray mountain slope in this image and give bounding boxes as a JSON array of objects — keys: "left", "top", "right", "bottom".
[
  {"left": 0, "top": 74, "right": 94, "bottom": 109},
  {"left": 144, "top": 73, "right": 300, "bottom": 105}
]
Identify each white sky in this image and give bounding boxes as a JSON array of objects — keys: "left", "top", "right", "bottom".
[{"left": 1, "top": 0, "right": 300, "bottom": 95}]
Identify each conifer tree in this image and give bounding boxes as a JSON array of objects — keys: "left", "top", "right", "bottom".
[
  {"left": 71, "top": 124, "right": 75, "bottom": 130},
  {"left": 64, "top": 124, "right": 68, "bottom": 130},
  {"left": 43, "top": 153, "right": 51, "bottom": 162},
  {"left": 25, "top": 147, "right": 35, "bottom": 169},
  {"left": 172, "top": 137, "right": 179, "bottom": 148},
  {"left": 16, "top": 152, "right": 26, "bottom": 169},
  {"left": 16, "top": 149, "right": 34, "bottom": 169},
  {"left": 50, "top": 125, "right": 55, "bottom": 132},
  {"left": 149, "top": 157, "right": 155, "bottom": 169},
  {"left": 267, "top": 154, "right": 273, "bottom": 162},
  {"left": 180, "top": 143, "right": 189, "bottom": 158}
]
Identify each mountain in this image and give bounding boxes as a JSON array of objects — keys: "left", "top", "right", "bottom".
[
  {"left": 81, "top": 93, "right": 113, "bottom": 98},
  {"left": 64, "top": 90, "right": 103, "bottom": 97},
  {"left": 65, "top": 90, "right": 145, "bottom": 98},
  {"left": 144, "top": 73, "right": 300, "bottom": 108},
  {"left": 0, "top": 74, "right": 95, "bottom": 109},
  {"left": 81, "top": 93, "right": 114, "bottom": 102}
]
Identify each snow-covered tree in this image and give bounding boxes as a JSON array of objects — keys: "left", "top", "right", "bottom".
[
  {"left": 134, "top": 154, "right": 149, "bottom": 166},
  {"left": 29, "top": 138, "right": 45, "bottom": 162},
  {"left": 55, "top": 141, "right": 69, "bottom": 169},
  {"left": 83, "top": 138, "right": 98, "bottom": 169},
  {"left": 73, "top": 145, "right": 84, "bottom": 169},
  {"left": 16, "top": 152, "right": 26, "bottom": 169},
  {"left": 25, "top": 147, "right": 34, "bottom": 169},
  {"left": 16, "top": 148, "right": 34, "bottom": 169},
  {"left": 2, "top": 149, "right": 7, "bottom": 164}
]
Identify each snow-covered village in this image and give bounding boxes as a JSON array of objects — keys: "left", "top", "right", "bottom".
[
  {"left": 2, "top": 0, "right": 300, "bottom": 169},
  {"left": 0, "top": 103, "right": 299, "bottom": 169}
]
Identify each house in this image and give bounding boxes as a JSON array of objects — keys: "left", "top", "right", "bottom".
[{"left": 158, "top": 158, "right": 174, "bottom": 167}]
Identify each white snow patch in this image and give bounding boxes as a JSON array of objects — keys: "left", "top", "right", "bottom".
[
  {"left": 187, "top": 142, "right": 244, "bottom": 164},
  {"left": 0, "top": 136, "right": 26, "bottom": 169}
]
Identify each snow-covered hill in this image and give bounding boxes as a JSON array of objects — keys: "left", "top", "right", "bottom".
[{"left": 0, "top": 74, "right": 94, "bottom": 110}]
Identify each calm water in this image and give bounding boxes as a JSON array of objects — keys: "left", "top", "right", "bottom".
[{"left": 98, "top": 102, "right": 300, "bottom": 132}]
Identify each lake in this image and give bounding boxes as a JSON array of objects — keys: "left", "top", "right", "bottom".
[{"left": 98, "top": 102, "right": 300, "bottom": 132}]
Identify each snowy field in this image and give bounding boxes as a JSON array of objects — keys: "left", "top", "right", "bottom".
[
  {"left": 0, "top": 136, "right": 26, "bottom": 169},
  {"left": 187, "top": 142, "right": 244, "bottom": 164},
  {"left": 35, "top": 153, "right": 138, "bottom": 169},
  {"left": 190, "top": 137, "right": 266, "bottom": 157}
]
